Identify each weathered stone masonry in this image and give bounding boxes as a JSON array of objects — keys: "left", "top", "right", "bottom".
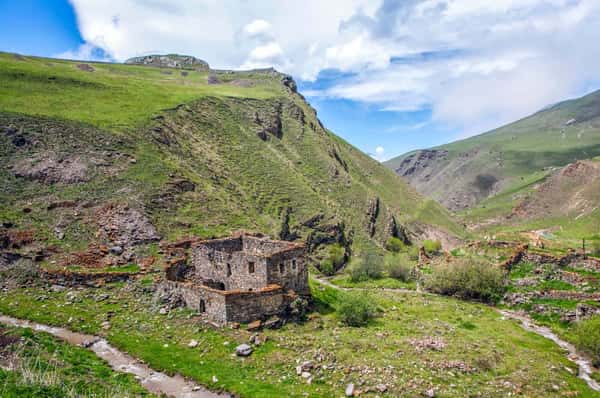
[{"left": 157, "top": 234, "right": 309, "bottom": 325}]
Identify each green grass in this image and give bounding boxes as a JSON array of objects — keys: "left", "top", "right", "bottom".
[
  {"left": 0, "top": 52, "right": 280, "bottom": 131},
  {"left": 329, "top": 275, "right": 416, "bottom": 290},
  {"left": 0, "top": 279, "right": 598, "bottom": 397},
  {"left": 0, "top": 52, "right": 463, "bottom": 260},
  {"left": 0, "top": 325, "right": 154, "bottom": 397},
  {"left": 385, "top": 88, "right": 600, "bottom": 242}
]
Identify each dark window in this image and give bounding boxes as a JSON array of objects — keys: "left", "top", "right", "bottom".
[
  {"left": 292, "top": 260, "right": 297, "bottom": 270},
  {"left": 248, "top": 262, "right": 255, "bottom": 274},
  {"left": 199, "top": 299, "right": 206, "bottom": 313},
  {"left": 216, "top": 282, "right": 225, "bottom": 290},
  {"left": 279, "top": 263, "right": 285, "bottom": 273},
  {"left": 226, "top": 263, "right": 232, "bottom": 277}
]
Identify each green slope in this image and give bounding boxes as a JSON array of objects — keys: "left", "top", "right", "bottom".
[
  {"left": 0, "top": 52, "right": 462, "bottom": 270},
  {"left": 384, "top": 89, "right": 600, "bottom": 238}
]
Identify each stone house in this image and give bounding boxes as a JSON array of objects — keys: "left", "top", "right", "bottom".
[{"left": 157, "top": 233, "right": 309, "bottom": 325}]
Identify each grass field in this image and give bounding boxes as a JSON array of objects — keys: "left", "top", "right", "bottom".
[
  {"left": 0, "top": 279, "right": 598, "bottom": 397},
  {"left": 0, "top": 324, "right": 154, "bottom": 397}
]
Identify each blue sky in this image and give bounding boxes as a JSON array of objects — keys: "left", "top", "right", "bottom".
[{"left": 2, "top": 0, "right": 599, "bottom": 161}]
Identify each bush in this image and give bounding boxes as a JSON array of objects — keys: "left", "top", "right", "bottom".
[
  {"left": 407, "top": 246, "right": 420, "bottom": 261},
  {"left": 385, "top": 253, "right": 413, "bottom": 282},
  {"left": 590, "top": 239, "right": 600, "bottom": 257},
  {"left": 423, "top": 239, "right": 442, "bottom": 254},
  {"left": 348, "top": 250, "right": 384, "bottom": 282},
  {"left": 328, "top": 244, "right": 346, "bottom": 268},
  {"left": 337, "top": 292, "right": 379, "bottom": 326},
  {"left": 424, "top": 258, "right": 506, "bottom": 303},
  {"left": 320, "top": 259, "right": 335, "bottom": 276},
  {"left": 575, "top": 316, "right": 600, "bottom": 367},
  {"left": 385, "top": 237, "right": 406, "bottom": 253}
]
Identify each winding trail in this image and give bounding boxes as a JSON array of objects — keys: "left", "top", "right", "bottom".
[
  {"left": 0, "top": 315, "right": 230, "bottom": 398},
  {"left": 314, "top": 277, "right": 600, "bottom": 392}
]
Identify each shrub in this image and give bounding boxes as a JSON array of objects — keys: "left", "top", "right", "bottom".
[
  {"left": 348, "top": 250, "right": 384, "bottom": 282},
  {"left": 385, "top": 253, "right": 413, "bottom": 282},
  {"left": 423, "top": 239, "right": 442, "bottom": 254},
  {"left": 319, "top": 244, "right": 345, "bottom": 276},
  {"left": 328, "top": 244, "right": 346, "bottom": 268},
  {"left": 407, "top": 246, "right": 420, "bottom": 261},
  {"left": 320, "top": 259, "right": 335, "bottom": 276},
  {"left": 574, "top": 316, "right": 600, "bottom": 367},
  {"left": 337, "top": 292, "right": 378, "bottom": 326},
  {"left": 385, "top": 237, "right": 406, "bottom": 253},
  {"left": 424, "top": 258, "right": 506, "bottom": 303},
  {"left": 590, "top": 238, "right": 600, "bottom": 257}
]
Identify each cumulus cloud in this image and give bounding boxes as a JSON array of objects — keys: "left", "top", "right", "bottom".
[
  {"left": 54, "top": 42, "right": 113, "bottom": 62},
  {"left": 371, "top": 146, "right": 386, "bottom": 161},
  {"left": 66, "top": 0, "right": 600, "bottom": 138}
]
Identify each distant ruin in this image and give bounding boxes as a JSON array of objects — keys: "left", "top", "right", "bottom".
[{"left": 156, "top": 233, "right": 309, "bottom": 325}]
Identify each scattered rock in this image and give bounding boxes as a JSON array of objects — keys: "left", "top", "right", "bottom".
[
  {"left": 109, "top": 246, "right": 124, "bottom": 255},
  {"left": 188, "top": 340, "right": 199, "bottom": 348},
  {"left": 159, "top": 308, "right": 168, "bottom": 315},
  {"left": 345, "top": 383, "right": 355, "bottom": 396},
  {"left": 13, "top": 154, "right": 90, "bottom": 184},
  {"left": 264, "top": 315, "right": 282, "bottom": 329},
  {"left": 247, "top": 320, "right": 262, "bottom": 331},
  {"left": 235, "top": 343, "right": 253, "bottom": 357},
  {"left": 94, "top": 293, "right": 110, "bottom": 302},
  {"left": 77, "top": 63, "right": 94, "bottom": 72}
]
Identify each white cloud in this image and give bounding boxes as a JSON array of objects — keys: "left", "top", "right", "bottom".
[
  {"left": 54, "top": 42, "right": 112, "bottom": 62},
  {"left": 67, "top": 0, "right": 600, "bottom": 139},
  {"left": 372, "top": 146, "right": 386, "bottom": 161},
  {"left": 243, "top": 19, "right": 272, "bottom": 37}
]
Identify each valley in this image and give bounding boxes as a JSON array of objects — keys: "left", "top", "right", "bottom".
[{"left": 1, "top": 52, "right": 599, "bottom": 398}]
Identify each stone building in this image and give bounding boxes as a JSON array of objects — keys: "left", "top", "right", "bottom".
[{"left": 157, "top": 233, "right": 309, "bottom": 325}]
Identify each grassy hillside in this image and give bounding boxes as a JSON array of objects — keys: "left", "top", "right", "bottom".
[
  {"left": 0, "top": 52, "right": 462, "bottom": 273},
  {"left": 385, "top": 89, "right": 600, "bottom": 240},
  {"left": 386, "top": 90, "right": 600, "bottom": 210}
]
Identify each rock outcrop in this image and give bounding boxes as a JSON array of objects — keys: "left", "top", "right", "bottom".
[{"left": 125, "top": 54, "right": 209, "bottom": 71}]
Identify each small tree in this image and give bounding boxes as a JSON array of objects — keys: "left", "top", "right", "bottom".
[
  {"left": 348, "top": 250, "right": 384, "bottom": 282},
  {"left": 329, "top": 244, "right": 345, "bottom": 268},
  {"left": 575, "top": 316, "right": 600, "bottom": 367},
  {"left": 337, "top": 292, "right": 378, "bottom": 326},
  {"left": 320, "top": 259, "right": 335, "bottom": 276},
  {"left": 424, "top": 257, "right": 506, "bottom": 303},
  {"left": 590, "top": 238, "right": 600, "bottom": 257},
  {"left": 385, "top": 237, "right": 406, "bottom": 253},
  {"left": 319, "top": 244, "right": 345, "bottom": 276},
  {"left": 385, "top": 253, "right": 413, "bottom": 282},
  {"left": 423, "top": 239, "right": 442, "bottom": 254}
]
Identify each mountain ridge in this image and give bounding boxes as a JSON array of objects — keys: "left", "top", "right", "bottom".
[{"left": 0, "top": 52, "right": 462, "bottom": 274}]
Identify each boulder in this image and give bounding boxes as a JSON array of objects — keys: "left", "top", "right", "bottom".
[{"left": 236, "top": 343, "right": 253, "bottom": 357}]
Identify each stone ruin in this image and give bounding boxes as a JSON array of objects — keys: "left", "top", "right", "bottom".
[{"left": 156, "top": 233, "right": 309, "bottom": 325}]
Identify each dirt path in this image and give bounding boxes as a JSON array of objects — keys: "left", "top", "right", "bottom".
[
  {"left": 312, "top": 276, "right": 423, "bottom": 294},
  {"left": 314, "top": 278, "right": 600, "bottom": 392},
  {"left": 0, "top": 315, "right": 231, "bottom": 398}
]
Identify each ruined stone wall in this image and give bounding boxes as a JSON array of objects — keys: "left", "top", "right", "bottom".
[
  {"left": 242, "top": 235, "right": 299, "bottom": 256},
  {"left": 156, "top": 281, "right": 227, "bottom": 324},
  {"left": 224, "top": 288, "right": 293, "bottom": 323},
  {"left": 192, "top": 247, "right": 268, "bottom": 291},
  {"left": 266, "top": 247, "right": 309, "bottom": 295}
]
